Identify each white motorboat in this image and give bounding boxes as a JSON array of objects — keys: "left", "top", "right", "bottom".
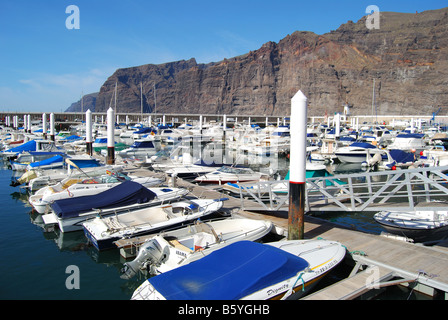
[
  {"left": 1, "top": 139, "right": 58, "bottom": 160},
  {"left": 119, "top": 138, "right": 160, "bottom": 158},
  {"left": 29, "top": 172, "right": 163, "bottom": 214},
  {"left": 131, "top": 239, "right": 346, "bottom": 300},
  {"left": 386, "top": 133, "right": 427, "bottom": 153},
  {"left": 420, "top": 142, "right": 448, "bottom": 167},
  {"left": 23, "top": 164, "right": 125, "bottom": 192},
  {"left": 335, "top": 142, "right": 386, "bottom": 163},
  {"left": 25, "top": 154, "right": 65, "bottom": 171},
  {"left": 165, "top": 164, "right": 218, "bottom": 179},
  {"left": 119, "top": 218, "right": 273, "bottom": 278},
  {"left": 41, "top": 181, "right": 189, "bottom": 233},
  {"left": 9, "top": 151, "right": 65, "bottom": 171},
  {"left": 83, "top": 198, "right": 227, "bottom": 251},
  {"left": 194, "top": 166, "right": 266, "bottom": 184},
  {"left": 374, "top": 209, "right": 448, "bottom": 242}
]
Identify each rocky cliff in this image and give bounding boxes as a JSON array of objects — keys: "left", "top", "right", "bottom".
[
  {"left": 65, "top": 92, "right": 98, "bottom": 112},
  {"left": 94, "top": 7, "right": 448, "bottom": 117}
]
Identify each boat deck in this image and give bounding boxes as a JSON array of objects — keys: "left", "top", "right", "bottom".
[{"left": 124, "top": 166, "right": 448, "bottom": 299}]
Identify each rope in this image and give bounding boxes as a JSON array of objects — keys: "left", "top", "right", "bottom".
[{"left": 281, "top": 270, "right": 309, "bottom": 300}]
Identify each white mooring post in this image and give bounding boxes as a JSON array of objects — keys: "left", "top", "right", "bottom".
[
  {"left": 107, "top": 107, "right": 115, "bottom": 164},
  {"left": 288, "top": 90, "right": 308, "bottom": 240},
  {"left": 86, "top": 109, "right": 93, "bottom": 156},
  {"left": 49, "top": 113, "right": 55, "bottom": 141}
]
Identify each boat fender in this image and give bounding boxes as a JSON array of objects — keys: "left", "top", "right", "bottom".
[{"left": 120, "top": 236, "right": 169, "bottom": 280}]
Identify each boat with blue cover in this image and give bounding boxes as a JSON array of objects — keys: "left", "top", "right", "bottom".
[
  {"left": 29, "top": 171, "right": 162, "bottom": 214},
  {"left": 335, "top": 142, "right": 386, "bottom": 163},
  {"left": 131, "top": 239, "right": 346, "bottom": 300},
  {"left": 41, "top": 180, "right": 189, "bottom": 232},
  {"left": 26, "top": 154, "right": 65, "bottom": 171},
  {"left": 119, "top": 138, "right": 160, "bottom": 158},
  {"left": 9, "top": 151, "right": 65, "bottom": 171},
  {"left": 1, "top": 139, "right": 58, "bottom": 160}
]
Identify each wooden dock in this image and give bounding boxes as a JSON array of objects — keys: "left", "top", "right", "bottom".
[{"left": 124, "top": 166, "right": 448, "bottom": 299}]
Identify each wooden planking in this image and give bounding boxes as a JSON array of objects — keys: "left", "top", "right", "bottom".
[{"left": 303, "top": 266, "right": 394, "bottom": 300}]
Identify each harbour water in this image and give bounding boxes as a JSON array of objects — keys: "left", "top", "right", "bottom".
[
  {"left": 0, "top": 150, "right": 439, "bottom": 300},
  {"left": 0, "top": 162, "right": 143, "bottom": 299}
]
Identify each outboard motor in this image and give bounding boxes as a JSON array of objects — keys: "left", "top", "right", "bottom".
[{"left": 120, "top": 236, "right": 169, "bottom": 279}]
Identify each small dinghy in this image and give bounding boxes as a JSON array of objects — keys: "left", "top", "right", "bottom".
[
  {"left": 119, "top": 218, "right": 273, "bottom": 278},
  {"left": 374, "top": 209, "right": 448, "bottom": 242},
  {"left": 83, "top": 198, "right": 226, "bottom": 251},
  {"left": 131, "top": 239, "right": 346, "bottom": 300}
]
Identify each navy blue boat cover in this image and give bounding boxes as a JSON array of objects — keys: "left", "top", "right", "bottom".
[
  {"left": 349, "top": 142, "right": 377, "bottom": 149},
  {"left": 148, "top": 241, "right": 309, "bottom": 300},
  {"left": 389, "top": 149, "right": 415, "bottom": 164},
  {"left": 51, "top": 181, "right": 156, "bottom": 218}
]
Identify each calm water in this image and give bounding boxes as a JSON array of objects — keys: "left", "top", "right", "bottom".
[
  {"left": 0, "top": 162, "right": 144, "bottom": 300},
  {"left": 0, "top": 156, "right": 435, "bottom": 300}
]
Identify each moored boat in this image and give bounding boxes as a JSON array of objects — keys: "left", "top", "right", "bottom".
[
  {"left": 374, "top": 209, "right": 448, "bottom": 242},
  {"left": 119, "top": 218, "right": 273, "bottom": 277},
  {"left": 335, "top": 142, "right": 386, "bottom": 163},
  {"left": 131, "top": 239, "right": 346, "bottom": 300},
  {"left": 194, "top": 165, "right": 266, "bottom": 184},
  {"left": 29, "top": 172, "right": 162, "bottom": 214},
  {"left": 83, "top": 198, "right": 227, "bottom": 251},
  {"left": 41, "top": 180, "right": 189, "bottom": 232}
]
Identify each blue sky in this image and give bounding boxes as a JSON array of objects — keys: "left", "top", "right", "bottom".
[{"left": 0, "top": 0, "right": 446, "bottom": 113}]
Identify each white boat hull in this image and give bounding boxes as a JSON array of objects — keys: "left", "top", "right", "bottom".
[
  {"left": 131, "top": 239, "right": 346, "bottom": 300},
  {"left": 119, "top": 218, "right": 273, "bottom": 278}
]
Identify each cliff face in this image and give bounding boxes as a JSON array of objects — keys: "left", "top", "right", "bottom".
[
  {"left": 65, "top": 92, "right": 98, "bottom": 112},
  {"left": 94, "top": 7, "right": 448, "bottom": 117}
]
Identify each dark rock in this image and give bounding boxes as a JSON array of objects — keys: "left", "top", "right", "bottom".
[{"left": 94, "top": 7, "right": 448, "bottom": 117}]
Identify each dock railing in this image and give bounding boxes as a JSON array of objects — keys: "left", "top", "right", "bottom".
[{"left": 231, "top": 165, "right": 448, "bottom": 212}]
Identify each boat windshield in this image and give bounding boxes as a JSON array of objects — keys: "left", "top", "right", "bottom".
[
  {"left": 217, "top": 166, "right": 252, "bottom": 174},
  {"left": 194, "top": 220, "right": 220, "bottom": 243}
]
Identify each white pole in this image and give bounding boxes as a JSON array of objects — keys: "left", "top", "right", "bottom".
[
  {"left": 86, "top": 109, "right": 92, "bottom": 155},
  {"left": 288, "top": 90, "right": 308, "bottom": 240},
  {"left": 335, "top": 113, "right": 340, "bottom": 138},
  {"left": 50, "top": 113, "right": 55, "bottom": 141},
  {"left": 42, "top": 113, "right": 47, "bottom": 139},
  {"left": 107, "top": 107, "right": 115, "bottom": 164},
  {"left": 27, "top": 114, "right": 31, "bottom": 133}
]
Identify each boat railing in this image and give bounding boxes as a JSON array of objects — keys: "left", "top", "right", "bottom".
[{"left": 232, "top": 165, "right": 448, "bottom": 212}]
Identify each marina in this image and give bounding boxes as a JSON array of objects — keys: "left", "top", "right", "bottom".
[{"left": 1, "top": 109, "right": 448, "bottom": 300}]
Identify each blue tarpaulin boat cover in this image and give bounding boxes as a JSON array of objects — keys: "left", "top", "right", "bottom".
[
  {"left": 396, "top": 133, "right": 425, "bottom": 139},
  {"left": 4, "top": 140, "right": 37, "bottom": 153},
  {"left": 51, "top": 181, "right": 157, "bottom": 218},
  {"left": 133, "top": 127, "right": 154, "bottom": 134},
  {"left": 130, "top": 141, "right": 155, "bottom": 149},
  {"left": 28, "top": 155, "right": 64, "bottom": 168},
  {"left": 386, "top": 149, "right": 416, "bottom": 168},
  {"left": 60, "top": 135, "right": 82, "bottom": 141},
  {"left": 148, "top": 241, "right": 309, "bottom": 300},
  {"left": 349, "top": 142, "right": 377, "bottom": 149},
  {"left": 67, "top": 158, "right": 101, "bottom": 168}
]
